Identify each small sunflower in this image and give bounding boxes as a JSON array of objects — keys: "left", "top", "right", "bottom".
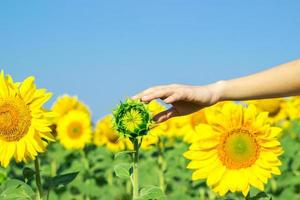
[
  {"left": 52, "top": 95, "right": 90, "bottom": 123},
  {"left": 139, "top": 134, "right": 159, "bottom": 150},
  {"left": 246, "top": 98, "right": 287, "bottom": 124},
  {"left": 57, "top": 110, "right": 92, "bottom": 149},
  {"left": 113, "top": 99, "right": 152, "bottom": 138},
  {"left": 94, "top": 115, "right": 126, "bottom": 152},
  {"left": 286, "top": 96, "right": 300, "bottom": 121},
  {"left": 184, "top": 102, "right": 283, "bottom": 197},
  {"left": 0, "top": 71, "right": 55, "bottom": 167}
]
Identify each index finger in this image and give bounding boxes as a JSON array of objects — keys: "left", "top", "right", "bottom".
[{"left": 131, "top": 85, "right": 165, "bottom": 100}]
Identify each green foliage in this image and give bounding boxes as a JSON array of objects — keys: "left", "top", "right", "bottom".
[
  {"left": 22, "top": 167, "right": 35, "bottom": 183},
  {"left": 114, "top": 163, "right": 132, "bottom": 179},
  {"left": 0, "top": 179, "right": 35, "bottom": 200},
  {"left": 2, "top": 120, "right": 300, "bottom": 199},
  {"left": 45, "top": 172, "right": 79, "bottom": 189},
  {"left": 137, "top": 186, "right": 165, "bottom": 200}
]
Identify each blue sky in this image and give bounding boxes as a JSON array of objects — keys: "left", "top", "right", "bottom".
[{"left": 1, "top": 1, "right": 300, "bottom": 120}]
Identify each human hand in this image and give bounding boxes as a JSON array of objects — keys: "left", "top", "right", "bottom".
[{"left": 132, "top": 83, "right": 223, "bottom": 122}]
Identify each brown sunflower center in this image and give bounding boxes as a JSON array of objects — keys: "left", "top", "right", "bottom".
[
  {"left": 107, "top": 131, "right": 120, "bottom": 143},
  {"left": 218, "top": 128, "right": 260, "bottom": 169},
  {"left": 0, "top": 97, "right": 31, "bottom": 142},
  {"left": 67, "top": 121, "right": 83, "bottom": 139},
  {"left": 268, "top": 106, "right": 281, "bottom": 117}
]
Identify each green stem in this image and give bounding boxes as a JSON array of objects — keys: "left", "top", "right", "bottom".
[
  {"left": 132, "top": 138, "right": 139, "bottom": 200},
  {"left": 157, "top": 138, "right": 166, "bottom": 192},
  {"left": 107, "top": 169, "right": 113, "bottom": 186},
  {"left": 34, "top": 157, "right": 43, "bottom": 200},
  {"left": 50, "top": 160, "right": 56, "bottom": 177}
]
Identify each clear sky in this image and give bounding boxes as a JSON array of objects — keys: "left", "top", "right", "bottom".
[{"left": 1, "top": 1, "right": 300, "bottom": 120}]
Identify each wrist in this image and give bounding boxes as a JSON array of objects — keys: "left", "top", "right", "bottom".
[{"left": 209, "top": 80, "right": 227, "bottom": 104}]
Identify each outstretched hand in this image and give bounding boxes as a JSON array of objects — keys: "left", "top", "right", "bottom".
[{"left": 132, "top": 83, "right": 222, "bottom": 122}]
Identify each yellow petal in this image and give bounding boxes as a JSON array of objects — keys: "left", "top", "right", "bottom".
[
  {"left": 189, "top": 139, "right": 219, "bottom": 151},
  {"left": 244, "top": 104, "right": 257, "bottom": 125},
  {"left": 20, "top": 76, "right": 36, "bottom": 103},
  {"left": 207, "top": 164, "right": 226, "bottom": 186},
  {"left": 183, "top": 149, "right": 217, "bottom": 160}
]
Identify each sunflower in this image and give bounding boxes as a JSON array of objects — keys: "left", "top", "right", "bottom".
[
  {"left": 246, "top": 98, "right": 287, "bottom": 125},
  {"left": 113, "top": 99, "right": 152, "bottom": 138},
  {"left": 51, "top": 95, "right": 90, "bottom": 123},
  {"left": 286, "top": 96, "right": 300, "bottom": 121},
  {"left": 0, "top": 71, "right": 55, "bottom": 167},
  {"left": 94, "top": 115, "right": 126, "bottom": 152},
  {"left": 57, "top": 110, "right": 92, "bottom": 149},
  {"left": 184, "top": 102, "right": 283, "bottom": 196}
]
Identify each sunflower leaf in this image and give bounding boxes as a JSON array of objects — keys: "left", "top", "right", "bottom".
[
  {"left": 0, "top": 179, "right": 35, "bottom": 200},
  {"left": 136, "top": 186, "right": 165, "bottom": 200},
  {"left": 22, "top": 167, "right": 35, "bottom": 183},
  {"left": 249, "top": 191, "right": 270, "bottom": 200},
  {"left": 45, "top": 171, "right": 79, "bottom": 189},
  {"left": 114, "top": 163, "right": 131, "bottom": 179},
  {"left": 114, "top": 151, "right": 135, "bottom": 159}
]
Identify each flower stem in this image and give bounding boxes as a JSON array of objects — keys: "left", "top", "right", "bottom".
[
  {"left": 132, "top": 138, "right": 139, "bottom": 200},
  {"left": 157, "top": 138, "right": 166, "bottom": 192},
  {"left": 34, "top": 157, "right": 43, "bottom": 200}
]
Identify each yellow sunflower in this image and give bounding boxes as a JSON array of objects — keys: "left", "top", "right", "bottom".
[
  {"left": 246, "top": 98, "right": 287, "bottom": 125},
  {"left": 51, "top": 95, "right": 90, "bottom": 123},
  {"left": 0, "top": 71, "right": 55, "bottom": 167},
  {"left": 184, "top": 102, "right": 283, "bottom": 196},
  {"left": 139, "top": 134, "right": 159, "bottom": 150},
  {"left": 94, "top": 115, "right": 126, "bottom": 152},
  {"left": 57, "top": 110, "right": 91, "bottom": 149},
  {"left": 285, "top": 96, "right": 300, "bottom": 120}
]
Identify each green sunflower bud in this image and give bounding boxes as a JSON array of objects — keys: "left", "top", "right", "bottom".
[{"left": 112, "top": 99, "right": 153, "bottom": 138}]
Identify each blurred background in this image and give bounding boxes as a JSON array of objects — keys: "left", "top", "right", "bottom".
[{"left": 1, "top": 0, "right": 300, "bottom": 120}]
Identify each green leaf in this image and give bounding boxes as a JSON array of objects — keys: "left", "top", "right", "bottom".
[
  {"left": 22, "top": 167, "right": 35, "bottom": 182},
  {"left": 114, "top": 163, "right": 132, "bottom": 179},
  {"left": 136, "top": 186, "right": 165, "bottom": 200},
  {"left": 0, "top": 179, "right": 35, "bottom": 200},
  {"left": 248, "top": 192, "right": 269, "bottom": 200},
  {"left": 45, "top": 171, "right": 79, "bottom": 188},
  {"left": 114, "top": 150, "right": 135, "bottom": 159}
]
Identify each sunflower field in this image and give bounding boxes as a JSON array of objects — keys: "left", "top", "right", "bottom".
[{"left": 2, "top": 71, "right": 300, "bottom": 200}]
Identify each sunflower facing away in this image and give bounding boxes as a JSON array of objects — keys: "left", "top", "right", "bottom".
[
  {"left": 94, "top": 115, "right": 126, "bottom": 152},
  {"left": 246, "top": 98, "right": 287, "bottom": 125},
  {"left": 57, "top": 110, "right": 92, "bottom": 149},
  {"left": 0, "top": 71, "right": 55, "bottom": 167},
  {"left": 184, "top": 102, "right": 283, "bottom": 196}
]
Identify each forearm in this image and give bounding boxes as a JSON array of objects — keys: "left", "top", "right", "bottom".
[{"left": 214, "top": 59, "right": 300, "bottom": 102}]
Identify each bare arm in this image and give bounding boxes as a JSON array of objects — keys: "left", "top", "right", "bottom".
[
  {"left": 219, "top": 59, "right": 300, "bottom": 101},
  {"left": 133, "top": 59, "right": 300, "bottom": 122}
]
